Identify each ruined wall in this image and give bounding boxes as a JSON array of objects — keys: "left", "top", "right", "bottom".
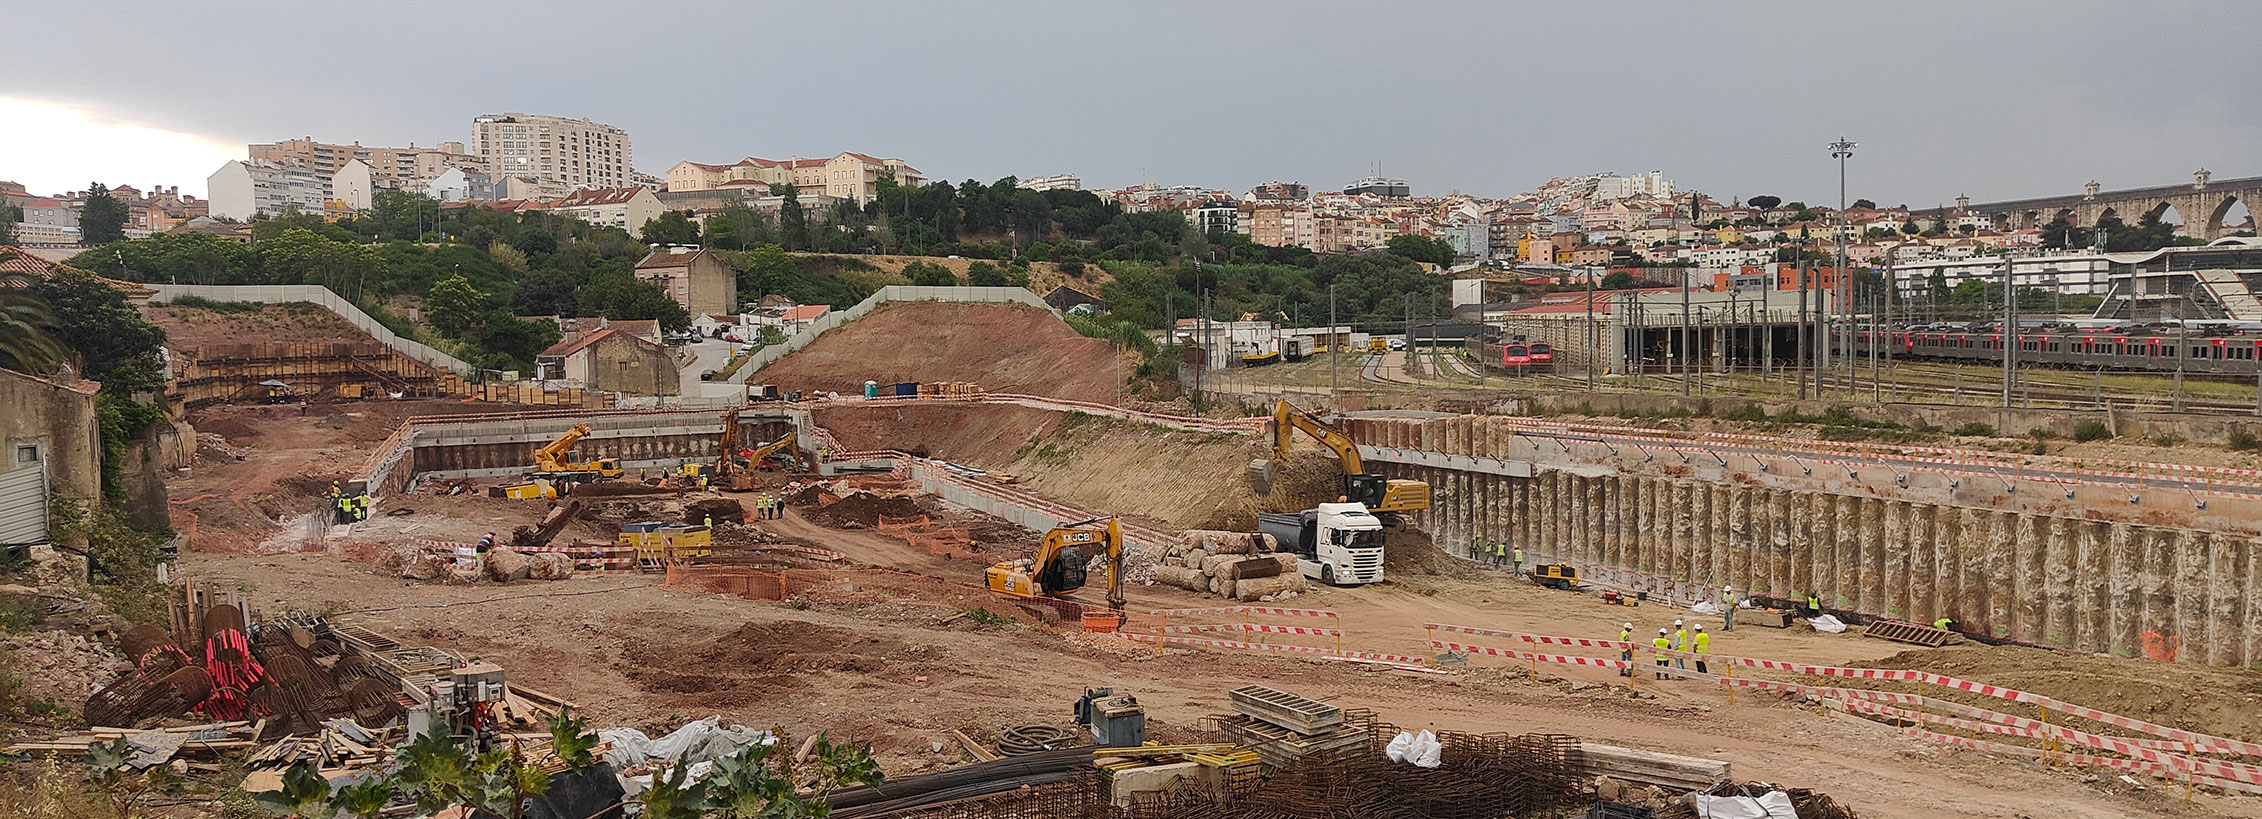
[{"left": 1354, "top": 413, "right": 2261, "bottom": 667}]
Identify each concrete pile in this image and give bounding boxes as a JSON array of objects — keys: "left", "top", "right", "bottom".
[{"left": 1151, "top": 530, "right": 1307, "bottom": 601}]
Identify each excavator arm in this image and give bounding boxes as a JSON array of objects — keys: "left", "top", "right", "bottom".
[
  {"left": 1271, "top": 400, "right": 1430, "bottom": 515},
  {"left": 1101, "top": 516, "right": 1124, "bottom": 611},
  {"left": 1273, "top": 400, "right": 1364, "bottom": 473},
  {"left": 743, "top": 433, "right": 797, "bottom": 468}
]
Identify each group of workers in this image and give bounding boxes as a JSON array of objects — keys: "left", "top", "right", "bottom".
[
  {"left": 328, "top": 480, "right": 369, "bottom": 524},
  {"left": 1618, "top": 619, "right": 1713, "bottom": 680},
  {"left": 750, "top": 494, "right": 784, "bottom": 520},
  {"left": 1471, "top": 538, "right": 1525, "bottom": 575}
]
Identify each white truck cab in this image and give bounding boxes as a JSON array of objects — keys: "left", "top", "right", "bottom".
[{"left": 1259, "top": 501, "right": 1385, "bottom": 586}]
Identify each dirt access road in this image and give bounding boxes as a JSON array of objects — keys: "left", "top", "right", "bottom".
[{"left": 182, "top": 508, "right": 2262, "bottom": 818}]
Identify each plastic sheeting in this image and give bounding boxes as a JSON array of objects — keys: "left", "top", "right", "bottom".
[
  {"left": 1695, "top": 789, "right": 1798, "bottom": 818},
  {"left": 599, "top": 715, "right": 776, "bottom": 771},
  {"left": 1808, "top": 614, "right": 1847, "bottom": 634},
  {"left": 1382, "top": 730, "right": 1440, "bottom": 768}
]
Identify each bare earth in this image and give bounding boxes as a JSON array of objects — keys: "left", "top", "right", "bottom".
[{"left": 157, "top": 395, "right": 2262, "bottom": 818}]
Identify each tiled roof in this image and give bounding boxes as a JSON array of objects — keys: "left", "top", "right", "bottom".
[
  {"left": 636, "top": 249, "right": 710, "bottom": 269},
  {"left": 538, "top": 325, "right": 663, "bottom": 359},
  {"left": 554, "top": 187, "right": 645, "bottom": 207},
  {"left": 780, "top": 305, "right": 828, "bottom": 320}
]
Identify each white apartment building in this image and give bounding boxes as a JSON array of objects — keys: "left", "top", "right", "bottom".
[
  {"left": 667, "top": 152, "right": 922, "bottom": 203},
  {"left": 1589, "top": 171, "right": 1674, "bottom": 202},
  {"left": 206, "top": 160, "right": 331, "bottom": 220},
  {"left": 248, "top": 137, "right": 483, "bottom": 187},
  {"left": 1016, "top": 174, "right": 1082, "bottom": 192},
  {"left": 472, "top": 113, "right": 633, "bottom": 192}
]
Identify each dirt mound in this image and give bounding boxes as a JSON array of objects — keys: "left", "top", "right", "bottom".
[
  {"left": 756, "top": 302, "right": 1130, "bottom": 401},
  {"left": 1868, "top": 644, "right": 2262, "bottom": 742},
  {"left": 684, "top": 498, "right": 745, "bottom": 525},
  {"left": 152, "top": 302, "right": 373, "bottom": 351},
  {"left": 623, "top": 621, "right": 914, "bottom": 697},
  {"left": 1383, "top": 530, "right": 1485, "bottom": 579},
  {"left": 811, "top": 494, "right": 924, "bottom": 529}
]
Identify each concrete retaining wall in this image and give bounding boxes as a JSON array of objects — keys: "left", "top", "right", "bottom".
[
  {"left": 148, "top": 284, "right": 473, "bottom": 375},
  {"left": 1353, "top": 412, "right": 2262, "bottom": 667}
]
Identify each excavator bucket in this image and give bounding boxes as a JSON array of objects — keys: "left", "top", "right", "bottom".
[{"left": 1246, "top": 459, "right": 1278, "bottom": 495}]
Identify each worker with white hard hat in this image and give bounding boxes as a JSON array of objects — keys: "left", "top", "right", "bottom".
[
  {"left": 1651, "top": 628, "right": 1672, "bottom": 679},
  {"left": 1692, "top": 624, "right": 1711, "bottom": 674},
  {"left": 1672, "top": 620, "right": 1689, "bottom": 669},
  {"left": 1721, "top": 585, "right": 1737, "bottom": 631},
  {"left": 1618, "top": 622, "right": 1635, "bottom": 677}
]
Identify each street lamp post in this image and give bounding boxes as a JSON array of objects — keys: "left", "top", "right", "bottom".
[{"left": 1829, "top": 137, "right": 1858, "bottom": 399}]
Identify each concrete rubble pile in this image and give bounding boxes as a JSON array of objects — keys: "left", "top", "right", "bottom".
[{"left": 1150, "top": 530, "right": 1307, "bottom": 601}]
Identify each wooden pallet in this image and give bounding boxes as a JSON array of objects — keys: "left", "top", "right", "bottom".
[
  {"left": 1228, "top": 685, "right": 1342, "bottom": 736},
  {"left": 1573, "top": 742, "right": 1730, "bottom": 792},
  {"left": 1213, "top": 713, "right": 1366, "bottom": 770},
  {"left": 1862, "top": 618, "right": 1965, "bottom": 647}
]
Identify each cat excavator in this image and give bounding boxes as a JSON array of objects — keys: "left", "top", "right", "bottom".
[
  {"left": 1256, "top": 400, "right": 1431, "bottom": 516},
  {"left": 530, "top": 423, "right": 623, "bottom": 483},
  {"left": 683, "top": 410, "right": 807, "bottom": 489},
  {"left": 987, "top": 516, "right": 1125, "bottom": 615}
]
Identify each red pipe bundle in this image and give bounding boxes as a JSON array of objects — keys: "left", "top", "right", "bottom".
[{"left": 198, "top": 629, "right": 270, "bottom": 721}]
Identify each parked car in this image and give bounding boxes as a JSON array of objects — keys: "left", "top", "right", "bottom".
[{"left": 699, "top": 369, "right": 718, "bottom": 381}]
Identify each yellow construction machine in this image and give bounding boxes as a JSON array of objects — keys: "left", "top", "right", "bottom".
[
  {"left": 1265, "top": 400, "right": 1430, "bottom": 516},
  {"left": 531, "top": 423, "right": 623, "bottom": 482},
  {"left": 986, "top": 516, "right": 1125, "bottom": 612}
]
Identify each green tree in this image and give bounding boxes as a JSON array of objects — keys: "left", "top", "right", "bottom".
[
  {"left": 640, "top": 210, "right": 701, "bottom": 244},
  {"left": 777, "top": 189, "right": 808, "bottom": 250},
  {"left": 0, "top": 202, "right": 20, "bottom": 245},
  {"left": 0, "top": 256, "right": 66, "bottom": 374},
  {"left": 1747, "top": 195, "right": 1782, "bottom": 210},
  {"left": 511, "top": 268, "right": 583, "bottom": 317},
  {"left": 966, "top": 260, "right": 1009, "bottom": 287},
  {"left": 488, "top": 243, "right": 530, "bottom": 276},
  {"left": 66, "top": 232, "right": 254, "bottom": 284},
  {"left": 368, "top": 189, "right": 441, "bottom": 241},
  {"left": 578, "top": 271, "right": 691, "bottom": 331},
  {"left": 254, "top": 228, "right": 386, "bottom": 293},
  {"left": 31, "top": 268, "right": 167, "bottom": 387},
  {"left": 1852, "top": 198, "right": 1877, "bottom": 210},
  {"left": 1385, "top": 234, "right": 1456, "bottom": 266},
  {"left": 903, "top": 261, "right": 959, "bottom": 286},
  {"left": 425, "top": 274, "right": 490, "bottom": 337},
  {"left": 78, "top": 183, "right": 129, "bottom": 245},
  {"left": 1599, "top": 270, "right": 1639, "bottom": 290}
]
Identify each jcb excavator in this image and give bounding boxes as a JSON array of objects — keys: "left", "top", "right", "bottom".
[
  {"left": 685, "top": 411, "right": 805, "bottom": 489},
  {"left": 531, "top": 423, "right": 623, "bottom": 482},
  {"left": 1260, "top": 400, "right": 1431, "bottom": 516},
  {"left": 987, "top": 516, "right": 1125, "bottom": 613}
]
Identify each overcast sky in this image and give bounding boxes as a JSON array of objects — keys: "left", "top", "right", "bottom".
[{"left": 7, "top": 1, "right": 2260, "bottom": 212}]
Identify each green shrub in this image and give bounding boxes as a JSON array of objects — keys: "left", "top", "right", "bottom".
[
  {"left": 1717, "top": 403, "right": 1768, "bottom": 423},
  {"left": 2229, "top": 431, "right": 2262, "bottom": 452},
  {"left": 2071, "top": 421, "right": 2113, "bottom": 443},
  {"left": 1952, "top": 422, "right": 1995, "bottom": 437}
]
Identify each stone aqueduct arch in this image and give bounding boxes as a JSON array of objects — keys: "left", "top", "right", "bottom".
[{"left": 1964, "top": 171, "right": 2261, "bottom": 241}]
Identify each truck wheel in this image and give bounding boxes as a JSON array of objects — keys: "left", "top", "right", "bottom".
[{"left": 1321, "top": 565, "right": 1337, "bottom": 586}]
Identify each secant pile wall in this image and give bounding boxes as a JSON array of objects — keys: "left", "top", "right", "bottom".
[{"left": 1344, "top": 415, "right": 2262, "bottom": 667}]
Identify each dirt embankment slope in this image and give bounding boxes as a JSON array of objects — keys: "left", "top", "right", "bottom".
[
  {"left": 758, "top": 302, "right": 1133, "bottom": 402},
  {"left": 813, "top": 404, "right": 1339, "bottom": 531},
  {"left": 150, "top": 302, "right": 375, "bottom": 351}
]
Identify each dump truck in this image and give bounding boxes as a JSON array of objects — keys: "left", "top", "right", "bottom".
[{"left": 1257, "top": 503, "right": 1384, "bottom": 586}]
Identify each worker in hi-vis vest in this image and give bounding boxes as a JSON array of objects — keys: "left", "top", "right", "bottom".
[
  {"left": 1651, "top": 629, "right": 1672, "bottom": 679},
  {"left": 1618, "top": 622, "right": 1635, "bottom": 677},
  {"left": 1692, "top": 624, "right": 1711, "bottom": 674}
]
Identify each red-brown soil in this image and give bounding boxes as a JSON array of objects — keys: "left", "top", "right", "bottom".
[
  {"left": 151, "top": 302, "right": 375, "bottom": 351},
  {"left": 755, "top": 302, "right": 1133, "bottom": 402}
]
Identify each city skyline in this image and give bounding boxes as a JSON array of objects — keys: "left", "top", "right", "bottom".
[{"left": 6, "top": 2, "right": 2261, "bottom": 206}]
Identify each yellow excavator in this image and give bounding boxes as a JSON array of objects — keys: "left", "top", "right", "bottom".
[
  {"left": 1266, "top": 399, "right": 1431, "bottom": 515},
  {"left": 531, "top": 423, "right": 623, "bottom": 482},
  {"left": 987, "top": 516, "right": 1125, "bottom": 612}
]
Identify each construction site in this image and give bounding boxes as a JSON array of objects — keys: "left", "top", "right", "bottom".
[{"left": 18, "top": 292, "right": 2262, "bottom": 819}]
